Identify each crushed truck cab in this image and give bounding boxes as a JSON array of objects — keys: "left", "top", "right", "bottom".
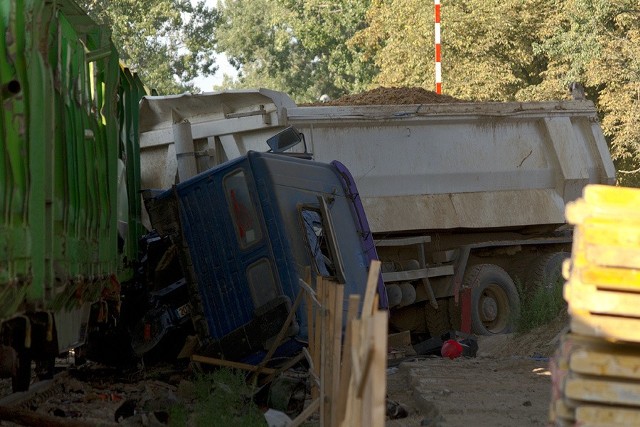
[{"left": 146, "top": 151, "right": 385, "bottom": 361}]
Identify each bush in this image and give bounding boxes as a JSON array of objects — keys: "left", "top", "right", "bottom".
[
  {"left": 169, "top": 369, "right": 266, "bottom": 427},
  {"left": 517, "top": 276, "right": 567, "bottom": 333}
]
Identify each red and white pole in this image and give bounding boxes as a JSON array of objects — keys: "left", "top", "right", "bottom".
[{"left": 434, "top": 0, "right": 442, "bottom": 94}]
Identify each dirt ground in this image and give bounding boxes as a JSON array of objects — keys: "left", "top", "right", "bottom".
[
  {"left": 0, "top": 312, "right": 568, "bottom": 426},
  {"left": 386, "top": 312, "right": 569, "bottom": 426}
]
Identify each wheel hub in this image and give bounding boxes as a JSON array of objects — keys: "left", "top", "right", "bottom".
[{"left": 481, "top": 296, "right": 498, "bottom": 322}]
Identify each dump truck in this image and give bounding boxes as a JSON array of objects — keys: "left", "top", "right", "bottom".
[{"left": 138, "top": 89, "right": 616, "bottom": 338}]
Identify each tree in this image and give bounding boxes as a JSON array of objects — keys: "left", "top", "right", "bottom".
[
  {"left": 78, "top": 0, "right": 219, "bottom": 94},
  {"left": 351, "top": 0, "right": 551, "bottom": 101},
  {"left": 215, "top": 0, "right": 376, "bottom": 103},
  {"left": 533, "top": 0, "right": 640, "bottom": 186}
]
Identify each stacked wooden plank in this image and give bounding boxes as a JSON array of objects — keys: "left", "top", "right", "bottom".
[
  {"left": 549, "top": 185, "right": 640, "bottom": 426},
  {"left": 292, "top": 260, "right": 388, "bottom": 427}
]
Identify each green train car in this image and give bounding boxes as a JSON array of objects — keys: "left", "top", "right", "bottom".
[{"left": 0, "top": 0, "right": 147, "bottom": 390}]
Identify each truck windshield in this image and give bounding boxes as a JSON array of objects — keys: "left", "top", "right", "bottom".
[{"left": 224, "top": 170, "right": 263, "bottom": 248}]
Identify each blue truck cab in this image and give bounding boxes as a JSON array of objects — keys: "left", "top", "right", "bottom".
[{"left": 147, "top": 150, "right": 386, "bottom": 361}]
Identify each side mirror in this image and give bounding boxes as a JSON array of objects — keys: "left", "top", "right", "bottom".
[{"left": 266, "top": 127, "right": 304, "bottom": 153}]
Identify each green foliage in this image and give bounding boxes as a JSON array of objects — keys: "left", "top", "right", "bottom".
[
  {"left": 517, "top": 277, "right": 567, "bottom": 333},
  {"left": 352, "top": 0, "right": 552, "bottom": 101},
  {"left": 77, "top": 0, "right": 219, "bottom": 94},
  {"left": 533, "top": 0, "right": 640, "bottom": 185},
  {"left": 168, "top": 369, "right": 265, "bottom": 427},
  {"left": 216, "top": 0, "right": 377, "bottom": 102}
]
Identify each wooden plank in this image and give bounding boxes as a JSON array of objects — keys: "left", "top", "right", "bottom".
[
  {"left": 290, "top": 398, "right": 320, "bottom": 427},
  {"left": 561, "top": 332, "right": 640, "bottom": 353},
  {"left": 581, "top": 224, "right": 640, "bottom": 249},
  {"left": 581, "top": 184, "right": 640, "bottom": 209},
  {"left": 565, "top": 281, "right": 640, "bottom": 317},
  {"left": 570, "top": 224, "right": 640, "bottom": 270},
  {"left": 584, "top": 245, "right": 640, "bottom": 271},
  {"left": 314, "top": 278, "right": 324, "bottom": 401},
  {"left": 362, "top": 260, "right": 381, "bottom": 319},
  {"left": 191, "top": 355, "right": 276, "bottom": 374},
  {"left": 330, "top": 283, "right": 345, "bottom": 427},
  {"left": 305, "top": 288, "right": 317, "bottom": 400},
  {"left": 570, "top": 347, "right": 640, "bottom": 380},
  {"left": 335, "top": 295, "right": 361, "bottom": 427},
  {"left": 342, "top": 318, "right": 363, "bottom": 427},
  {"left": 570, "top": 309, "right": 640, "bottom": 343},
  {"left": 361, "top": 311, "right": 388, "bottom": 427},
  {"left": 319, "top": 278, "right": 330, "bottom": 426},
  {"left": 564, "top": 374, "right": 640, "bottom": 407},
  {"left": 552, "top": 398, "right": 575, "bottom": 421},
  {"left": 356, "top": 347, "right": 375, "bottom": 398},
  {"left": 576, "top": 405, "right": 640, "bottom": 426},
  {"left": 573, "top": 266, "right": 640, "bottom": 291},
  {"left": 323, "top": 281, "right": 335, "bottom": 426}
]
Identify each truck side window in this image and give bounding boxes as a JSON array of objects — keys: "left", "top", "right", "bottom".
[
  {"left": 301, "top": 209, "right": 336, "bottom": 278},
  {"left": 224, "top": 170, "right": 263, "bottom": 248},
  {"left": 246, "top": 259, "right": 279, "bottom": 309}
]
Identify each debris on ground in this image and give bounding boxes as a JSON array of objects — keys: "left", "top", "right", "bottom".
[{"left": 0, "top": 312, "right": 569, "bottom": 426}]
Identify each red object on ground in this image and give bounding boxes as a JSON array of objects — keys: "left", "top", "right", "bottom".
[{"left": 441, "top": 339, "right": 463, "bottom": 359}]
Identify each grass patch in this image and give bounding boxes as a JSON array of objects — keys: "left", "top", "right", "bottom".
[
  {"left": 168, "top": 368, "right": 266, "bottom": 427},
  {"left": 517, "top": 277, "right": 567, "bottom": 333}
]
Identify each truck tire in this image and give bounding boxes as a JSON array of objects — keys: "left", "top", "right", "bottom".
[
  {"left": 447, "top": 297, "right": 462, "bottom": 331},
  {"left": 12, "top": 353, "right": 31, "bottom": 392},
  {"left": 526, "top": 252, "right": 569, "bottom": 293},
  {"left": 425, "top": 303, "right": 451, "bottom": 337},
  {"left": 464, "top": 264, "right": 520, "bottom": 335}
]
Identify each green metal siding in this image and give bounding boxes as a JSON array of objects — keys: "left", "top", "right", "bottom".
[{"left": 1, "top": 0, "right": 147, "bottom": 320}]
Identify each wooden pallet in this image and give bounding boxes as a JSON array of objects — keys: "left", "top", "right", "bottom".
[
  {"left": 564, "top": 372, "right": 640, "bottom": 407},
  {"left": 549, "top": 186, "right": 640, "bottom": 425},
  {"left": 565, "top": 185, "right": 640, "bottom": 227},
  {"left": 569, "top": 345, "right": 640, "bottom": 380},
  {"left": 570, "top": 309, "right": 640, "bottom": 343},
  {"left": 564, "top": 281, "right": 640, "bottom": 317},
  {"left": 571, "top": 224, "right": 640, "bottom": 270},
  {"left": 548, "top": 333, "right": 640, "bottom": 424},
  {"left": 567, "top": 266, "right": 640, "bottom": 293}
]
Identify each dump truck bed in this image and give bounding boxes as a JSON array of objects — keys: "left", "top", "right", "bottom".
[
  {"left": 138, "top": 90, "right": 616, "bottom": 234},
  {"left": 286, "top": 101, "right": 616, "bottom": 233}
]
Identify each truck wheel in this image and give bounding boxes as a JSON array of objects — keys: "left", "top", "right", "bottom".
[
  {"left": 425, "top": 303, "right": 451, "bottom": 337},
  {"left": 447, "top": 297, "right": 462, "bottom": 331},
  {"left": 526, "top": 252, "right": 569, "bottom": 293},
  {"left": 464, "top": 264, "right": 520, "bottom": 335},
  {"left": 12, "top": 353, "right": 32, "bottom": 392}
]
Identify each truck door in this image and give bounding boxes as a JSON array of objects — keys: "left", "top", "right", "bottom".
[{"left": 222, "top": 169, "right": 282, "bottom": 312}]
